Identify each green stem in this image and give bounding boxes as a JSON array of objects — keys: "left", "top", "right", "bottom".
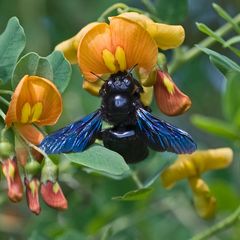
[
  {"left": 0, "top": 96, "right": 10, "bottom": 106},
  {"left": 132, "top": 171, "right": 144, "bottom": 189},
  {"left": 191, "top": 206, "right": 240, "bottom": 240},
  {"left": 0, "top": 109, "right": 5, "bottom": 120},
  {"left": 0, "top": 90, "right": 13, "bottom": 96},
  {"left": 169, "top": 13, "right": 240, "bottom": 74},
  {"left": 98, "top": 3, "right": 129, "bottom": 22},
  {"left": 141, "top": 0, "right": 156, "bottom": 14}
]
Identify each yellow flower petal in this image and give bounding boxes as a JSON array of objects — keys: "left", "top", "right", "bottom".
[
  {"left": 189, "top": 177, "right": 216, "bottom": 219},
  {"left": 82, "top": 79, "right": 103, "bottom": 96},
  {"left": 116, "top": 12, "right": 185, "bottom": 50},
  {"left": 161, "top": 157, "right": 197, "bottom": 189},
  {"left": 6, "top": 75, "right": 62, "bottom": 126},
  {"left": 140, "top": 86, "right": 153, "bottom": 106},
  {"left": 186, "top": 148, "right": 233, "bottom": 174}
]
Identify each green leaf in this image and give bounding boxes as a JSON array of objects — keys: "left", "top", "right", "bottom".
[
  {"left": 197, "top": 45, "right": 240, "bottom": 73},
  {"left": 224, "top": 36, "right": 240, "bottom": 48},
  {"left": 196, "top": 23, "right": 224, "bottom": 44},
  {"left": 223, "top": 71, "right": 240, "bottom": 127},
  {"left": 47, "top": 51, "right": 72, "bottom": 93},
  {"left": 12, "top": 52, "right": 53, "bottom": 89},
  {"left": 0, "top": 17, "right": 25, "bottom": 85},
  {"left": 112, "top": 188, "right": 153, "bottom": 201},
  {"left": 212, "top": 3, "right": 240, "bottom": 34},
  {"left": 67, "top": 144, "right": 130, "bottom": 176},
  {"left": 191, "top": 114, "right": 240, "bottom": 141},
  {"left": 155, "top": 0, "right": 188, "bottom": 23}
]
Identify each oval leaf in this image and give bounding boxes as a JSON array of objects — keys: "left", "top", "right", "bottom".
[
  {"left": 67, "top": 144, "right": 130, "bottom": 176},
  {"left": 47, "top": 51, "right": 72, "bottom": 93},
  {"left": 191, "top": 114, "right": 240, "bottom": 141},
  {"left": 0, "top": 17, "right": 26, "bottom": 85},
  {"left": 112, "top": 188, "right": 153, "bottom": 201},
  {"left": 12, "top": 52, "right": 53, "bottom": 89}
]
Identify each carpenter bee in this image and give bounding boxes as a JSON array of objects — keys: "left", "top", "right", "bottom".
[{"left": 39, "top": 71, "right": 197, "bottom": 163}]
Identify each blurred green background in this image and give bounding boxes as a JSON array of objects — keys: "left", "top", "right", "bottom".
[{"left": 0, "top": 0, "right": 240, "bottom": 239}]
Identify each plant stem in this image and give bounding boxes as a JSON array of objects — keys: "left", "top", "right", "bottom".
[
  {"left": 191, "top": 205, "right": 240, "bottom": 240},
  {"left": 141, "top": 0, "right": 156, "bottom": 15},
  {"left": 169, "top": 13, "right": 240, "bottom": 74},
  {"left": 0, "top": 96, "right": 10, "bottom": 106},
  {"left": 0, "top": 109, "right": 6, "bottom": 120},
  {"left": 132, "top": 171, "right": 144, "bottom": 188},
  {"left": 98, "top": 3, "right": 129, "bottom": 22},
  {"left": 0, "top": 90, "right": 13, "bottom": 96}
]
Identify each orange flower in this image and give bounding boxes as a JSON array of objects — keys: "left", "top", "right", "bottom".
[
  {"left": 154, "top": 70, "right": 191, "bottom": 116},
  {"left": 5, "top": 75, "right": 62, "bottom": 145},
  {"left": 77, "top": 17, "right": 158, "bottom": 82}
]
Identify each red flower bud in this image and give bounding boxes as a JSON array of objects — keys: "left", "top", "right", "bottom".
[
  {"left": 41, "top": 181, "right": 68, "bottom": 210},
  {"left": 25, "top": 177, "right": 41, "bottom": 215},
  {"left": 154, "top": 70, "right": 191, "bottom": 116},
  {"left": 2, "top": 158, "right": 23, "bottom": 202}
]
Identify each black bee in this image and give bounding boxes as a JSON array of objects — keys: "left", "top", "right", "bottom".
[{"left": 39, "top": 71, "right": 196, "bottom": 163}]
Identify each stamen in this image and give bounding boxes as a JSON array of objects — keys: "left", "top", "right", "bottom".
[
  {"left": 102, "top": 49, "right": 116, "bottom": 72},
  {"left": 31, "top": 102, "right": 43, "bottom": 122},
  {"left": 115, "top": 46, "right": 126, "bottom": 71},
  {"left": 21, "top": 102, "right": 31, "bottom": 123}
]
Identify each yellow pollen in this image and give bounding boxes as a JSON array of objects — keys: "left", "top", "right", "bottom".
[
  {"left": 53, "top": 182, "right": 60, "bottom": 194},
  {"left": 163, "top": 76, "right": 175, "bottom": 94},
  {"left": 21, "top": 102, "right": 43, "bottom": 123},
  {"left": 31, "top": 102, "right": 43, "bottom": 122},
  {"left": 102, "top": 49, "right": 116, "bottom": 72},
  {"left": 115, "top": 46, "right": 126, "bottom": 71}
]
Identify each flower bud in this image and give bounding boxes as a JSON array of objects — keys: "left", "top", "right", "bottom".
[
  {"left": 0, "top": 141, "right": 14, "bottom": 159},
  {"left": 41, "top": 181, "right": 68, "bottom": 210},
  {"left": 154, "top": 70, "right": 191, "bottom": 116},
  {"left": 25, "top": 160, "right": 41, "bottom": 177},
  {"left": 2, "top": 158, "right": 23, "bottom": 202},
  {"left": 25, "top": 177, "right": 41, "bottom": 215}
]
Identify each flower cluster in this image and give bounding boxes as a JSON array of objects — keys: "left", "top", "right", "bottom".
[
  {"left": 56, "top": 12, "right": 191, "bottom": 116},
  {"left": 0, "top": 75, "right": 67, "bottom": 215},
  {"left": 161, "top": 148, "right": 233, "bottom": 218}
]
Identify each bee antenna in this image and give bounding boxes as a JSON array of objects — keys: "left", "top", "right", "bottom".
[
  {"left": 126, "top": 64, "right": 138, "bottom": 77},
  {"left": 90, "top": 72, "right": 106, "bottom": 81}
]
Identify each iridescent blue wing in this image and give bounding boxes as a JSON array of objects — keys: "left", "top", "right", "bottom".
[
  {"left": 39, "top": 110, "right": 102, "bottom": 154},
  {"left": 136, "top": 107, "right": 197, "bottom": 154}
]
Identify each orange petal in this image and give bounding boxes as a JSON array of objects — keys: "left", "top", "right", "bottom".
[
  {"left": 110, "top": 17, "right": 158, "bottom": 75},
  {"left": 78, "top": 23, "right": 112, "bottom": 82},
  {"left": 55, "top": 22, "right": 99, "bottom": 64},
  {"left": 154, "top": 70, "right": 191, "bottom": 116},
  {"left": 189, "top": 177, "right": 216, "bottom": 219},
  {"left": 6, "top": 75, "right": 62, "bottom": 126},
  {"left": 15, "top": 124, "right": 44, "bottom": 145},
  {"left": 117, "top": 12, "right": 185, "bottom": 50}
]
